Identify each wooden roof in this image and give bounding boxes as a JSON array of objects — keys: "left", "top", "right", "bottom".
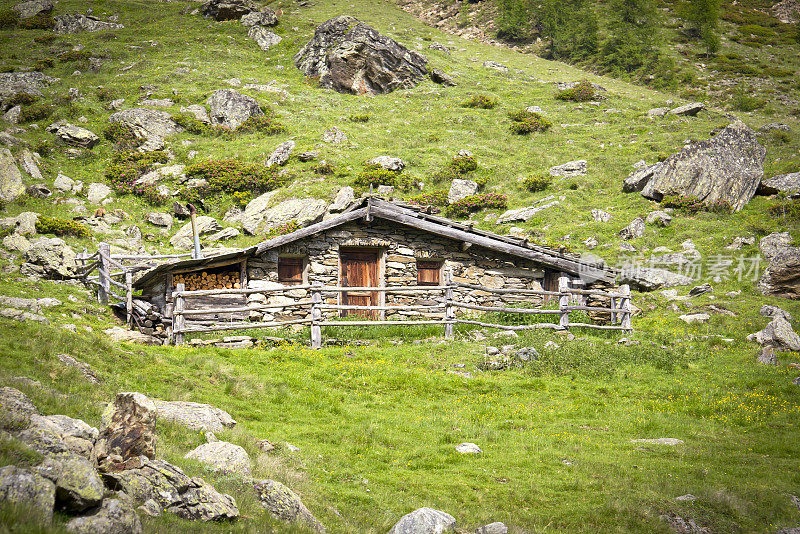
[{"left": 134, "top": 197, "right": 616, "bottom": 288}]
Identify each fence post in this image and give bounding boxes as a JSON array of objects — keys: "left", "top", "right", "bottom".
[
  {"left": 97, "top": 242, "right": 110, "bottom": 304},
  {"left": 173, "top": 282, "right": 185, "bottom": 346},
  {"left": 444, "top": 270, "right": 454, "bottom": 340},
  {"left": 620, "top": 284, "right": 632, "bottom": 331},
  {"left": 310, "top": 283, "right": 322, "bottom": 350},
  {"left": 610, "top": 295, "right": 617, "bottom": 324},
  {"left": 558, "top": 276, "right": 570, "bottom": 329},
  {"left": 125, "top": 271, "right": 133, "bottom": 327}
]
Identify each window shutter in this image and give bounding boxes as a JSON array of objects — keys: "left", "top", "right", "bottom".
[
  {"left": 417, "top": 260, "right": 442, "bottom": 286},
  {"left": 278, "top": 257, "right": 304, "bottom": 285}
]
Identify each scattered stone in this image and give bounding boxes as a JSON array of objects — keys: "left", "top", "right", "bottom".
[
  {"left": 679, "top": 313, "right": 710, "bottom": 324},
  {"left": 549, "top": 159, "right": 587, "bottom": 177},
  {"left": 22, "top": 237, "right": 77, "bottom": 279},
  {"left": 747, "top": 316, "right": 800, "bottom": 352},
  {"left": 0, "top": 386, "right": 38, "bottom": 428},
  {"left": 760, "top": 305, "right": 792, "bottom": 322},
  {"left": 646, "top": 211, "right": 672, "bottom": 227},
  {"left": 0, "top": 465, "right": 56, "bottom": 523},
  {"left": 53, "top": 14, "right": 124, "bottom": 33},
  {"left": 201, "top": 0, "right": 259, "bottom": 21},
  {"left": 179, "top": 105, "right": 210, "bottom": 124},
  {"left": 170, "top": 216, "right": 221, "bottom": 248},
  {"left": 660, "top": 514, "right": 710, "bottom": 534},
  {"left": 3, "top": 105, "right": 21, "bottom": 124},
  {"left": 65, "top": 494, "right": 143, "bottom": 534},
  {"left": 56, "top": 353, "right": 100, "bottom": 384},
  {"left": 455, "top": 442, "right": 482, "bottom": 454},
  {"left": 322, "top": 127, "right": 346, "bottom": 144},
  {"left": 370, "top": 156, "right": 405, "bottom": 172},
  {"left": 482, "top": 60, "right": 508, "bottom": 72},
  {"left": 36, "top": 454, "right": 104, "bottom": 512},
  {"left": 496, "top": 200, "right": 559, "bottom": 223},
  {"left": 476, "top": 523, "right": 508, "bottom": 534},
  {"left": 86, "top": 183, "right": 112, "bottom": 204},
  {"left": 151, "top": 399, "right": 236, "bottom": 432},
  {"left": 329, "top": 186, "right": 355, "bottom": 213},
  {"left": 242, "top": 198, "right": 327, "bottom": 235},
  {"left": 206, "top": 89, "right": 262, "bottom": 130},
  {"left": 648, "top": 107, "right": 670, "bottom": 118},
  {"left": 0, "top": 72, "right": 58, "bottom": 107},
  {"left": 669, "top": 102, "right": 705, "bottom": 116},
  {"left": 137, "top": 498, "right": 161, "bottom": 518},
  {"left": 184, "top": 441, "right": 250, "bottom": 476},
  {"left": 253, "top": 479, "right": 325, "bottom": 532},
  {"left": 388, "top": 507, "right": 456, "bottom": 534},
  {"left": 448, "top": 179, "right": 479, "bottom": 204},
  {"left": 759, "top": 172, "right": 800, "bottom": 198},
  {"left": 675, "top": 494, "right": 697, "bottom": 502},
  {"left": 206, "top": 227, "right": 239, "bottom": 241},
  {"left": 619, "top": 267, "right": 693, "bottom": 291},
  {"left": 688, "top": 283, "right": 712, "bottom": 297},
  {"left": 102, "top": 326, "right": 161, "bottom": 345},
  {"left": 248, "top": 26, "right": 282, "bottom": 51},
  {"left": 294, "top": 15, "right": 428, "bottom": 95},
  {"left": 108, "top": 109, "right": 181, "bottom": 152},
  {"left": 631, "top": 438, "right": 684, "bottom": 445},
  {"left": 266, "top": 140, "right": 295, "bottom": 168},
  {"left": 430, "top": 68, "right": 456, "bottom": 87},
  {"left": 145, "top": 212, "right": 173, "bottom": 228},
  {"left": 12, "top": 0, "right": 53, "bottom": 19},
  {"left": 591, "top": 209, "right": 612, "bottom": 222},
  {"left": 618, "top": 217, "right": 645, "bottom": 240},
  {"left": 297, "top": 151, "right": 318, "bottom": 162},
  {"left": 0, "top": 148, "right": 26, "bottom": 203},
  {"left": 26, "top": 183, "right": 51, "bottom": 199},
  {"left": 44, "top": 121, "right": 99, "bottom": 148},
  {"left": 240, "top": 8, "right": 278, "bottom": 27},
  {"left": 759, "top": 232, "right": 792, "bottom": 261},
  {"left": 757, "top": 345, "right": 777, "bottom": 365},
  {"left": 725, "top": 236, "right": 755, "bottom": 250},
  {"left": 93, "top": 392, "right": 157, "bottom": 470}
]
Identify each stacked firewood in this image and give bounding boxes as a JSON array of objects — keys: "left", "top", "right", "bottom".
[{"left": 173, "top": 271, "right": 241, "bottom": 291}]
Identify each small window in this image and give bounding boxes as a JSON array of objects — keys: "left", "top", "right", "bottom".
[
  {"left": 278, "top": 257, "right": 304, "bottom": 286},
  {"left": 417, "top": 260, "right": 442, "bottom": 286}
]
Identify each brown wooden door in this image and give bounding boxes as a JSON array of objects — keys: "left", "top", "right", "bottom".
[{"left": 340, "top": 249, "right": 379, "bottom": 318}]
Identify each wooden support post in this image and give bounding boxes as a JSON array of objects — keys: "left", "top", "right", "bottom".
[
  {"left": 620, "top": 284, "right": 632, "bottom": 331},
  {"left": 97, "top": 242, "right": 110, "bottom": 304},
  {"left": 310, "top": 284, "right": 322, "bottom": 350},
  {"left": 558, "top": 276, "right": 570, "bottom": 329},
  {"left": 444, "top": 270, "right": 454, "bottom": 340},
  {"left": 610, "top": 296, "right": 617, "bottom": 324},
  {"left": 174, "top": 283, "right": 185, "bottom": 346},
  {"left": 125, "top": 271, "right": 133, "bottom": 327}
]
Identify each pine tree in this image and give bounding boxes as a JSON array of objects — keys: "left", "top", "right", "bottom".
[
  {"left": 685, "top": 0, "right": 722, "bottom": 56},
  {"left": 540, "top": 0, "right": 599, "bottom": 62},
  {"left": 600, "top": 0, "right": 661, "bottom": 75},
  {"left": 496, "top": 0, "right": 534, "bottom": 41}
]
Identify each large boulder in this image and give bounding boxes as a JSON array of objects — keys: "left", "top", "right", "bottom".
[
  {"left": 105, "top": 457, "right": 239, "bottom": 521},
  {"left": 0, "top": 71, "right": 59, "bottom": 108},
  {"left": 184, "top": 441, "right": 250, "bottom": 476},
  {"left": 200, "top": 0, "right": 259, "bottom": 21},
  {"left": 65, "top": 494, "right": 143, "bottom": 534},
  {"left": 87, "top": 183, "right": 112, "bottom": 204},
  {"left": 758, "top": 172, "right": 800, "bottom": 197},
  {"left": 12, "top": 0, "right": 53, "bottom": 19},
  {"left": 759, "top": 247, "right": 800, "bottom": 300},
  {"left": 0, "top": 386, "right": 38, "bottom": 430},
  {"left": 759, "top": 232, "right": 793, "bottom": 261},
  {"left": 240, "top": 8, "right": 278, "bottom": 27},
  {"left": 748, "top": 316, "right": 800, "bottom": 352},
  {"left": 151, "top": 399, "right": 236, "bottom": 432},
  {"left": 388, "top": 507, "right": 456, "bottom": 534},
  {"left": 108, "top": 109, "right": 181, "bottom": 152},
  {"left": 21, "top": 237, "right": 78, "bottom": 279},
  {"left": 669, "top": 102, "right": 705, "bottom": 116},
  {"left": 254, "top": 479, "right": 325, "bottom": 533},
  {"left": 496, "top": 200, "right": 559, "bottom": 224},
  {"left": 0, "top": 148, "right": 26, "bottom": 203},
  {"left": 633, "top": 121, "right": 766, "bottom": 212},
  {"left": 205, "top": 89, "right": 262, "bottom": 130},
  {"left": 169, "top": 216, "right": 221, "bottom": 249},
  {"left": 248, "top": 27, "right": 282, "bottom": 51},
  {"left": 242, "top": 198, "right": 327, "bottom": 235},
  {"left": 619, "top": 217, "right": 645, "bottom": 240},
  {"left": 294, "top": 15, "right": 428, "bottom": 95},
  {"left": 36, "top": 454, "right": 104, "bottom": 512},
  {"left": 46, "top": 121, "right": 100, "bottom": 149},
  {"left": 549, "top": 160, "right": 587, "bottom": 177},
  {"left": 93, "top": 392, "right": 157, "bottom": 471},
  {"left": 53, "top": 14, "right": 124, "bottom": 33},
  {"left": 447, "top": 179, "right": 478, "bottom": 204},
  {"left": 328, "top": 186, "right": 355, "bottom": 213},
  {"left": 0, "top": 465, "right": 56, "bottom": 523},
  {"left": 619, "top": 267, "right": 693, "bottom": 291},
  {"left": 266, "top": 140, "right": 295, "bottom": 168}
]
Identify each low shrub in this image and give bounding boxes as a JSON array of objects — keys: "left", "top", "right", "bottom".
[
  {"left": 171, "top": 113, "right": 224, "bottom": 137},
  {"left": 555, "top": 80, "right": 595, "bottom": 102},
  {"left": 769, "top": 198, "right": 800, "bottom": 222},
  {"left": 461, "top": 94, "right": 498, "bottom": 109},
  {"left": 4, "top": 93, "right": 37, "bottom": 107},
  {"left": 521, "top": 173, "right": 552, "bottom": 192},
  {"left": 661, "top": 195, "right": 732, "bottom": 214},
  {"left": 236, "top": 113, "right": 285, "bottom": 135},
  {"left": 95, "top": 87, "right": 116, "bottom": 102},
  {"left": 349, "top": 114, "right": 369, "bottom": 123},
  {"left": 104, "top": 151, "right": 170, "bottom": 205},
  {"left": 263, "top": 221, "right": 300, "bottom": 238},
  {"left": 354, "top": 165, "right": 400, "bottom": 188},
  {"left": 770, "top": 130, "right": 791, "bottom": 145},
  {"left": 705, "top": 199, "right": 733, "bottom": 213},
  {"left": 58, "top": 49, "right": 91, "bottom": 63},
  {"left": 19, "top": 102, "right": 52, "bottom": 122},
  {"left": 33, "top": 58, "right": 54, "bottom": 70},
  {"left": 0, "top": 9, "right": 19, "bottom": 29},
  {"left": 35, "top": 216, "right": 91, "bottom": 238},
  {"left": 231, "top": 191, "right": 252, "bottom": 209},
  {"left": 171, "top": 112, "right": 284, "bottom": 137},
  {"left": 730, "top": 90, "right": 765, "bottom": 112},
  {"left": 431, "top": 154, "right": 479, "bottom": 182},
  {"left": 406, "top": 190, "right": 448, "bottom": 207},
  {"left": 185, "top": 159, "right": 285, "bottom": 194},
  {"left": 445, "top": 193, "right": 507, "bottom": 218},
  {"left": 508, "top": 110, "right": 552, "bottom": 134},
  {"left": 33, "top": 34, "right": 56, "bottom": 44},
  {"left": 102, "top": 122, "right": 138, "bottom": 150},
  {"left": 311, "top": 162, "right": 335, "bottom": 175},
  {"left": 18, "top": 14, "right": 53, "bottom": 29}
]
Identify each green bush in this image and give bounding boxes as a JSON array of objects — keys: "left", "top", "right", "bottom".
[
  {"left": 508, "top": 110, "right": 552, "bottom": 134},
  {"left": 185, "top": 159, "right": 285, "bottom": 194},
  {"left": 33, "top": 58, "right": 54, "bottom": 70},
  {"left": 349, "top": 114, "right": 370, "bottom": 123},
  {"left": 35, "top": 216, "right": 91, "bottom": 238},
  {"left": 311, "top": 162, "right": 335, "bottom": 175},
  {"left": 58, "top": 49, "right": 91, "bottom": 62},
  {"left": 103, "top": 122, "right": 138, "bottom": 150},
  {"left": 236, "top": 114, "right": 285, "bottom": 135},
  {"left": 661, "top": 195, "right": 732, "bottom": 214},
  {"left": 104, "top": 151, "right": 171, "bottom": 205},
  {"left": 18, "top": 14, "right": 53, "bottom": 29},
  {"left": 770, "top": 130, "right": 791, "bottom": 145},
  {"left": 431, "top": 154, "right": 479, "bottom": 183},
  {"left": 446, "top": 193, "right": 508, "bottom": 218},
  {"left": 33, "top": 34, "right": 56, "bottom": 44},
  {"left": 461, "top": 94, "right": 499, "bottom": 109},
  {"left": 730, "top": 90, "right": 765, "bottom": 112},
  {"left": 769, "top": 198, "right": 800, "bottom": 222},
  {"left": 407, "top": 190, "right": 449, "bottom": 207},
  {"left": 95, "top": 87, "right": 116, "bottom": 101},
  {"left": 19, "top": 102, "right": 52, "bottom": 122},
  {"left": 4, "top": 93, "right": 37, "bottom": 107},
  {"left": 521, "top": 173, "right": 552, "bottom": 192},
  {"left": 171, "top": 113, "right": 223, "bottom": 137},
  {"left": 171, "top": 112, "right": 284, "bottom": 137},
  {"left": 555, "top": 79, "right": 596, "bottom": 102},
  {"left": 354, "top": 165, "right": 400, "bottom": 188},
  {"left": 0, "top": 9, "right": 19, "bottom": 29}
]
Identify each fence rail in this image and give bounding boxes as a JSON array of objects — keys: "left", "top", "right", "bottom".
[{"left": 169, "top": 274, "right": 632, "bottom": 348}]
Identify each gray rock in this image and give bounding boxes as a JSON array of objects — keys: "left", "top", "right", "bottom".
[
  {"left": 549, "top": 160, "right": 587, "bottom": 177},
  {"left": 108, "top": 109, "right": 181, "bottom": 152},
  {"left": 0, "top": 307, "right": 49, "bottom": 323},
  {"left": 370, "top": 156, "right": 405, "bottom": 172},
  {"left": 32, "top": 414, "right": 98, "bottom": 443},
  {"left": 137, "top": 498, "right": 161, "bottom": 517},
  {"left": 294, "top": 15, "right": 428, "bottom": 95},
  {"left": 660, "top": 514, "right": 710, "bottom": 533},
  {"left": 748, "top": 316, "right": 800, "bottom": 352},
  {"left": 3, "top": 233, "right": 31, "bottom": 253},
  {"left": 3, "top": 105, "right": 21, "bottom": 124},
  {"left": 497, "top": 201, "right": 559, "bottom": 223},
  {"left": 759, "top": 172, "right": 800, "bottom": 197},
  {"left": 36, "top": 454, "right": 104, "bottom": 512},
  {"left": 12, "top": 0, "right": 53, "bottom": 19},
  {"left": 151, "top": 399, "right": 236, "bottom": 432},
  {"left": 254, "top": 479, "right": 325, "bottom": 532},
  {"left": 591, "top": 209, "right": 612, "bottom": 222},
  {"left": 266, "top": 140, "right": 295, "bottom": 168},
  {"left": 206, "top": 89, "right": 262, "bottom": 130},
  {"left": 26, "top": 183, "right": 51, "bottom": 199},
  {"left": 240, "top": 8, "right": 278, "bottom": 27},
  {"left": 648, "top": 107, "right": 670, "bottom": 118},
  {"left": 759, "top": 232, "right": 793, "bottom": 261},
  {"left": 322, "top": 127, "right": 347, "bottom": 144},
  {"left": 65, "top": 494, "right": 143, "bottom": 534},
  {"left": 757, "top": 345, "right": 777, "bottom": 365},
  {"left": 179, "top": 105, "right": 210, "bottom": 124},
  {"left": 759, "top": 246, "right": 800, "bottom": 300},
  {"left": 54, "top": 173, "right": 77, "bottom": 193},
  {"left": 93, "top": 392, "right": 157, "bottom": 471},
  {"left": 669, "top": 102, "right": 704, "bottom": 116},
  {"left": 623, "top": 162, "right": 662, "bottom": 193},
  {"left": 22, "top": 237, "right": 78, "bottom": 279},
  {"left": 102, "top": 326, "right": 161, "bottom": 345},
  {"left": 242, "top": 198, "right": 327, "bottom": 235},
  {"left": 636, "top": 121, "right": 766, "bottom": 212},
  {"left": 16, "top": 425, "right": 70, "bottom": 456},
  {"left": 674, "top": 494, "right": 697, "bottom": 502},
  {"left": 725, "top": 236, "right": 755, "bottom": 250},
  {"left": 389, "top": 507, "right": 456, "bottom": 534},
  {"left": 448, "top": 179, "right": 479, "bottom": 204},
  {"left": 619, "top": 217, "right": 645, "bottom": 240},
  {"left": 206, "top": 227, "right": 239, "bottom": 241},
  {"left": 0, "top": 148, "right": 26, "bottom": 203},
  {"left": 184, "top": 441, "right": 250, "bottom": 476},
  {"left": 476, "top": 523, "right": 508, "bottom": 534},
  {"left": 482, "top": 60, "right": 508, "bottom": 72},
  {"left": 646, "top": 210, "right": 672, "bottom": 227},
  {"left": 430, "top": 69, "right": 456, "bottom": 87},
  {"left": 170, "top": 216, "right": 221, "bottom": 249},
  {"left": 297, "top": 151, "right": 318, "bottom": 162},
  {"left": 0, "top": 72, "right": 59, "bottom": 107},
  {"left": 619, "top": 267, "right": 693, "bottom": 291},
  {"left": 0, "top": 386, "right": 38, "bottom": 428},
  {"left": 145, "top": 212, "right": 173, "bottom": 228},
  {"left": 455, "top": 442, "right": 482, "bottom": 454},
  {"left": 86, "top": 183, "right": 112, "bottom": 204},
  {"left": 329, "top": 186, "right": 355, "bottom": 213},
  {"left": 53, "top": 14, "right": 124, "bottom": 33},
  {"left": 139, "top": 98, "right": 173, "bottom": 109},
  {"left": 57, "top": 353, "right": 100, "bottom": 384},
  {"left": 248, "top": 27, "right": 282, "bottom": 51},
  {"left": 688, "top": 283, "right": 712, "bottom": 297},
  {"left": 679, "top": 313, "right": 710, "bottom": 324},
  {"left": 760, "top": 305, "right": 792, "bottom": 322},
  {"left": 0, "top": 465, "right": 56, "bottom": 523},
  {"left": 107, "top": 457, "right": 238, "bottom": 521},
  {"left": 201, "top": 0, "right": 259, "bottom": 21}
]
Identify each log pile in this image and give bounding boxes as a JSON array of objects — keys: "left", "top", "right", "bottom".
[
  {"left": 174, "top": 271, "right": 241, "bottom": 291},
  {"left": 130, "top": 299, "right": 168, "bottom": 339}
]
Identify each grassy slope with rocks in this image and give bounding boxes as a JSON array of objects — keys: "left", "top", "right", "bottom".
[{"left": 0, "top": 0, "right": 799, "bottom": 532}]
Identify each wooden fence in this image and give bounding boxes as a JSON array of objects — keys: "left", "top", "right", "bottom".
[{"left": 169, "top": 273, "right": 632, "bottom": 348}]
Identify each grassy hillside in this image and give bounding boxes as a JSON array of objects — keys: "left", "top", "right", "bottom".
[{"left": 0, "top": 0, "right": 799, "bottom": 532}]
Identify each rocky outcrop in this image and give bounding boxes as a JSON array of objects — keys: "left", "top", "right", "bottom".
[
  {"left": 241, "top": 198, "right": 327, "bottom": 235},
  {"left": 388, "top": 507, "right": 456, "bottom": 534},
  {"left": 105, "top": 457, "right": 239, "bottom": 521},
  {"left": 748, "top": 316, "right": 800, "bottom": 352},
  {"left": 549, "top": 160, "right": 587, "bottom": 177},
  {"left": 759, "top": 247, "right": 800, "bottom": 300},
  {"left": 12, "top": 0, "right": 53, "bottom": 20},
  {"left": 108, "top": 109, "right": 181, "bottom": 152},
  {"left": 53, "top": 14, "right": 124, "bottom": 34},
  {"left": 0, "top": 465, "right": 56, "bottom": 523},
  {"left": 329, "top": 186, "right": 355, "bottom": 213},
  {"left": 759, "top": 232, "right": 792, "bottom": 261},
  {"left": 294, "top": 16, "right": 428, "bottom": 95},
  {"left": 0, "top": 386, "right": 38, "bottom": 430},
  {"left": 93, "top": 392, "right": 157, "bottom": 471},
  {"left": 200, "top": 0, "right": 259, "bottom": 21},
  {"left": 772, "top": 0, "right": 800, "bottom": 23},
  {"left": 65, "top": 494, "right": 143, "bottom": 534},
  {"left": 205, "top": 89, "right": 262, "bottom": 130},
  {"left": 0, "top": 148, "right": 26, "bottom": 203},
  {"left": 448, "top": 179, "right": 478, "bottom": 204},
  {"left": 151, "top": 399, "right": 236, "bottom": 432},
  {"left": 248, "top": 26, "right": 282, "bottom": 51},
  {"left": 758, "top": 172, "right": 800, "bottom": 197},
  {"left": 0, "top": 72, "right": 59, "bottom": 108},
  {"left": 184, "top": 441, "right": 250, "bottom": 476},
  {"left": 619, "top": 217, "right": 645, "bottom": 240},
  {"left": 46, "top": 121, "right": 100, "bottom": 149},
  {"left": 669, "top": 102, "right": 704, "bottom": 116},
  {"left": 254, "top": 479, "right": 325, "bottom": 532},
  {"left": 240, "top": 8, "right": 278, "bottom": 27},
  {"left": 631, "top": 121, "right": 766, "bottom": 212},
  {"left": 36, "top": 454, "right": 104, "bottom": 512},
  {"left": 21, "top": 237, "right": 78, "bottom": 279},
  {"left": 497, "top": 200, "right": 559, "bottom": 223},
  {"left": 266, "top": 140, "right": 295, "bottom": 168},
  {"left": 619, "top": 267, "right": 693, "bottom": 291},
  {"left": 430, "top": 68, "right": 456, "bottom": 87},
  {"left": 169, "top": 216, "right": 221, "bottom": 249}
]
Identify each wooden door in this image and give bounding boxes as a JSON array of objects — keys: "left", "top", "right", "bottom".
[{"left": 340, "top": 249, "right": 379, "bottom": 318}]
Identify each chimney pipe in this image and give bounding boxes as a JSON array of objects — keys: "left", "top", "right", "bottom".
[{"left": 188, "top": 204, "right": 202, "bottom": 260}]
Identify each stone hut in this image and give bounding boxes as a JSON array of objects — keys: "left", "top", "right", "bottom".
[{"left": 133, "top": 198, "right": 616, "bottom": 324}]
